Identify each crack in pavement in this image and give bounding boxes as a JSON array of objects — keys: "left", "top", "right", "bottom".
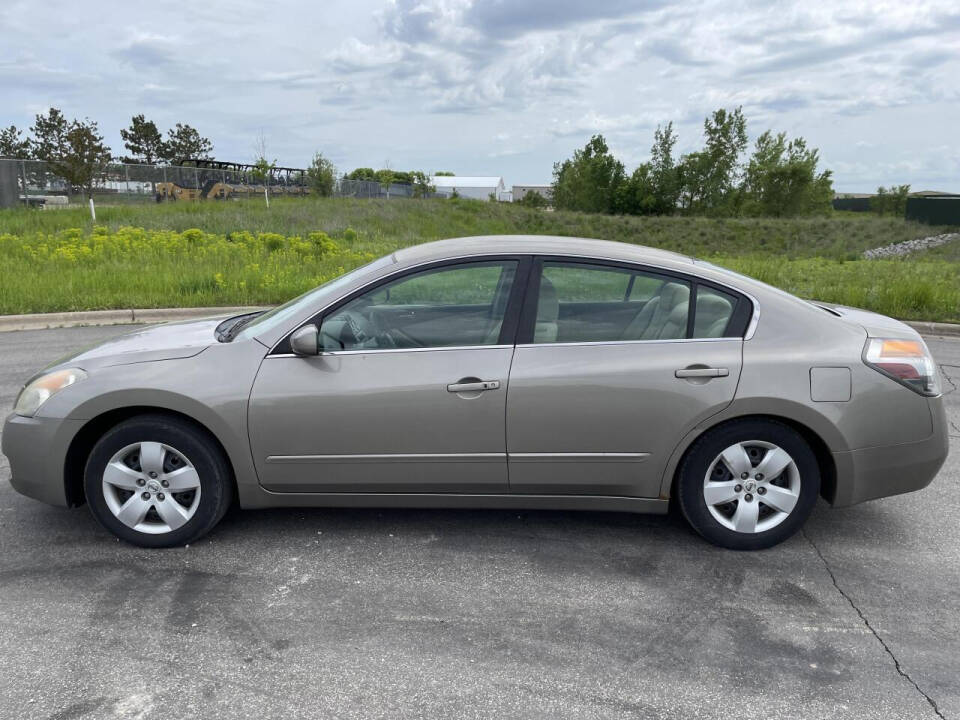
[
  {"left": 803, "top": 529, "right": 947, "bottom": 719},
  {"left": 940, "top": 365, "right": 958, "bottom": 395}
]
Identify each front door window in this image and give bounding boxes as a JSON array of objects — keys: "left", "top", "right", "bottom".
[{"left": 320, "top": 261, "right": 518, "bottom": 351}]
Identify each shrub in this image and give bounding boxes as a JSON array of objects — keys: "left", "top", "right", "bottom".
[{"left": 307, "top": 231, "right": 339, "bottom": 257}]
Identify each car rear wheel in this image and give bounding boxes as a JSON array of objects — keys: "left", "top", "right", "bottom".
[
  {"left": 84, "top": 415, "right": 233, "bottom": 547},
  {"left": 677, "top": 419, "right": 820, "bottom": 550}
]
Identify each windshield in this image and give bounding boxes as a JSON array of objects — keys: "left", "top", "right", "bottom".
[{"left": 233, "top": 254, "right": 396, "bottom": 341}]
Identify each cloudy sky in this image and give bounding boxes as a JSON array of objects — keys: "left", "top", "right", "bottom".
[{"left": 1, "top": 0, "right": 958, "bottom": 191}]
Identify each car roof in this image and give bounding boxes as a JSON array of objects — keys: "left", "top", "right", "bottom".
[{"left": 391, "top": 235, "right": 696, "bottom": 270}]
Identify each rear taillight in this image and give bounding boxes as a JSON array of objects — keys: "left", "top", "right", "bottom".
[{"left": 863, "top": 338, "right": 941, "bottom": 396}]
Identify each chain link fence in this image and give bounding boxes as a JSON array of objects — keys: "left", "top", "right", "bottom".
[{"left": 0, "top": 158, "right": 450, "bottom": 209}]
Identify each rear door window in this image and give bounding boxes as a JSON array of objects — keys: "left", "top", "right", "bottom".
[
  {"left": 693, "top": 286, "right": 738, "bottom": 338},
  {"left": 532, "top": 261, "right": 690, "bottom": 343}
]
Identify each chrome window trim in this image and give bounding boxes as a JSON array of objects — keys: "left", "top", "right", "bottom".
[
  {"left": 266, "top": 344, "right": 514, "bottom": 359},
  {"left": 515, "top": 337, "right": 742, "bottom": 350},
  {"left": 267, "top": 250, "right": 761, "bottom": 353},
  {"left": 745, "top": 297, "right": 761, "bottom": 340}
]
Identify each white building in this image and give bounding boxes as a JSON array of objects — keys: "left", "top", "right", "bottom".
[{"left": 430, "top": 176, "right": 507, "bottom": 201}]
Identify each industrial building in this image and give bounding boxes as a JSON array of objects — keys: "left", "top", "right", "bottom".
[{"left": 430, "top": 176, "right": 507, "bottom": 201}]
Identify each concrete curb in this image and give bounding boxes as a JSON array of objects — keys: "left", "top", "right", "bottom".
[
  {"left": 904, "top": 321, "right": 960, "bottom": 338},
  {"left": 0, "top": 306, "right": 263, "bottom": 332},
  {"left": 0, "top": 307, "right": 958, "bottom": 338}
]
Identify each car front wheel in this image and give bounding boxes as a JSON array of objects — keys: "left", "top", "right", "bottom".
[
  {"left": 84, "top": 414, "right": 233, "bottom": 547},
  {"left": 677, "top": 418, "right": 820, "bottom": 550}
]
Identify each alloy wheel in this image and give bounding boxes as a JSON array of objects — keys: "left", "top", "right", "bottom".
[
  {"left": 702, "top": 440, "right": 801, "bottom": 534},
  {"left": 101, "top": 441, "right": 202, "bottom": 534}
]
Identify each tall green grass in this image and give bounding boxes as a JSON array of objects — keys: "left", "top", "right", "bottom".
[
  {"left": 1, "top": 196, "right": 953, "bottom": 259},
  {"left": 0, "top": 197, "right": 957, "bottom": 321},
  {"left": 715, "top": 256, "right": 960, "bottom": 323}
]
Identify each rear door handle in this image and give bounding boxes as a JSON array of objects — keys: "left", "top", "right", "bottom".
[
  {"left": 447, "top": 380, "right": 501, "bottom": 392},
  {"left": 675, "top": 367, "right": 729, "bottom": 378}
]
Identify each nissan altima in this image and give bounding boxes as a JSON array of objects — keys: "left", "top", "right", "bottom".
[{"left": 2, "top": 236, "right": 948, "bottom": 549}]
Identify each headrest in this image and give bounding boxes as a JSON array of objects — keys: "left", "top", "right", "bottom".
[{"left": 538, "top": 276, "right": 560, "bottom": 322}]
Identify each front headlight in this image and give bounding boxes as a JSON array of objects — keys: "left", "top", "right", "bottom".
[{"left": 13, "top": 368, "right": 87, "bottom": 417}]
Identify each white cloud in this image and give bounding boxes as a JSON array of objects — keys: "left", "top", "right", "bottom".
[{"left": 0, "top": 0, "right": 956, "bottom": 190}]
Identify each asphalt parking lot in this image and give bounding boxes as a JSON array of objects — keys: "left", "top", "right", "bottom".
[{"left": 0, "top": 325, "right": 957, "bottom": 720}]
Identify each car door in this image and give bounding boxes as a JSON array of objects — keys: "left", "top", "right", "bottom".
[
  {"left": 506, "top": 258, "right": 748, "bottom": 497},
  {"left": 249, "top": 257, "right": 529, "bottom": 494}
]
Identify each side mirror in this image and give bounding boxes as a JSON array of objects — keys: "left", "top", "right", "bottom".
[{"left": 289, "top": 324, "right": 320, "bottom": 356}]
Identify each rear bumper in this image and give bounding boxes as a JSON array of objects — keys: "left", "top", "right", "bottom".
[
  {"left": 830, "top": 397, "right": 950, "bottom": 507},
  {"left": 2, "top": 413, "right": 82, "bottom": 507}
]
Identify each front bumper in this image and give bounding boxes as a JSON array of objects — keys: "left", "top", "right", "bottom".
[
  {"left": 830, "top": 397, "right": 950, "bottom": 507},
  {"left": 2, "top": 413, "right": 84, "bottom": 507}
]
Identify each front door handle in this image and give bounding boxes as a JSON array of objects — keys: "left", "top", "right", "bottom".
[
  {"left": 675, "top": 367, "right": 729, "bottom": 378},
  {"left": 447, "top": 380, "right": 501, "bottom": 392}
]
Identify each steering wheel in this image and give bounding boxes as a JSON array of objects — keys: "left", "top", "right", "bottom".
[
  {"left": 364, "top": 309, "right": 426, "bottom": 349},
  {"left": 365, "top": 310, "right": 399, "bottom": 349},
  {"left": 324, "top": 309, "right": 376, "bottom": 349}
]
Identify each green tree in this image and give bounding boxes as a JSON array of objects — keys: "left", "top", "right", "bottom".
[
  {"left": 0, "top": 125, "right": 31, "bottom": 159},
  {"left": 376, "top": 169, "right": 395, "bottom": 197},
  {"left": 871, "top": 185, "right": 911, "bottom": 216},
  {"left": 434, "top": 171, "right": 455, "bottom": 176},
  {"left": 29, "top": 108, "right": 70, "bottom": 162},
  {"left": 678, "top": 107, "right": 748, "bottom": 215},
  {"left": 518, "top": 189, "right": 549, "bottom": 208},
  {"left": 614, "top": 162, "right": 654, "bottom": 215},
  {"left": 307, "top": 152, "right": 337, "bottom": 196},
  {"left": 648, "top": 122, "right": 680, "bottom": 214},
  {"left": 347, "top": 167, "right": 376, "bottom": 181},
  {"left": 249, "top": 131, "right": 275, "bottom": 185},
  {"left": 741, "top": 131, "right": 833, "bottom": 217},
  {"left": 249, "top": 157, "right": 276, "bottom": 184},
  {"left": 411, "top": 170, "right": 435, "bottom": 198},
  {"left": 374, "top": 168, "right": 396, "bottom": 185},
  {"left": 30, "top": 110, "right": 111, "bottom": 198},
  {"left": 120, "top": 114, "right": 164, "bottom": 164},
  {"left": 58, "top": 120, "right": 112, "bottom": 198},
  {"left": 551, "top": 134, "right": 625, "bottom": 214},
  {"left": 162, "top": 123, "right": 213, "bottom": 163},
  {"left": 616, "top": 123, "right": 681, "bottom": 216}
]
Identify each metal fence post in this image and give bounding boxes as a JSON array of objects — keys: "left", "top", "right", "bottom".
[
  {"left": 194, "top": 167, "right": 200, "bottom": 201},
  {"left": 20, "top": 160, "right": 29, "bottom": 207},
  {"left": 124, "top": 164, "right": 130, "bottom": 197}
]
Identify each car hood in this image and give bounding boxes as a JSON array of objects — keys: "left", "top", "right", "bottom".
[
  {"left": 46, "top": 316, "right": 231, "bottom": 371},
  {"left": 812, "top": 303, "right": 920, "bottom": 339}
]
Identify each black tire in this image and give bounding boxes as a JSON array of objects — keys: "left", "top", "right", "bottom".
[
  {"left": 84, "top": 414, "right": 233, "bottom": 548},
  {"left": 677, "top": 418, "right": 820, "bottom": 550}
]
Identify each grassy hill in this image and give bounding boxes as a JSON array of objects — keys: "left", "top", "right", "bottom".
[
  {"left": 0, "top": 197, "right": 957, "bottom": 321},
  {"left": 0, "top": 196, "right": 950, "bottom": 260}
]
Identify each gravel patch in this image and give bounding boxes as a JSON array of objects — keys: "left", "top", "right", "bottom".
[{"left": 862, "top": 232, "right": 959, "bottom": 259}]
